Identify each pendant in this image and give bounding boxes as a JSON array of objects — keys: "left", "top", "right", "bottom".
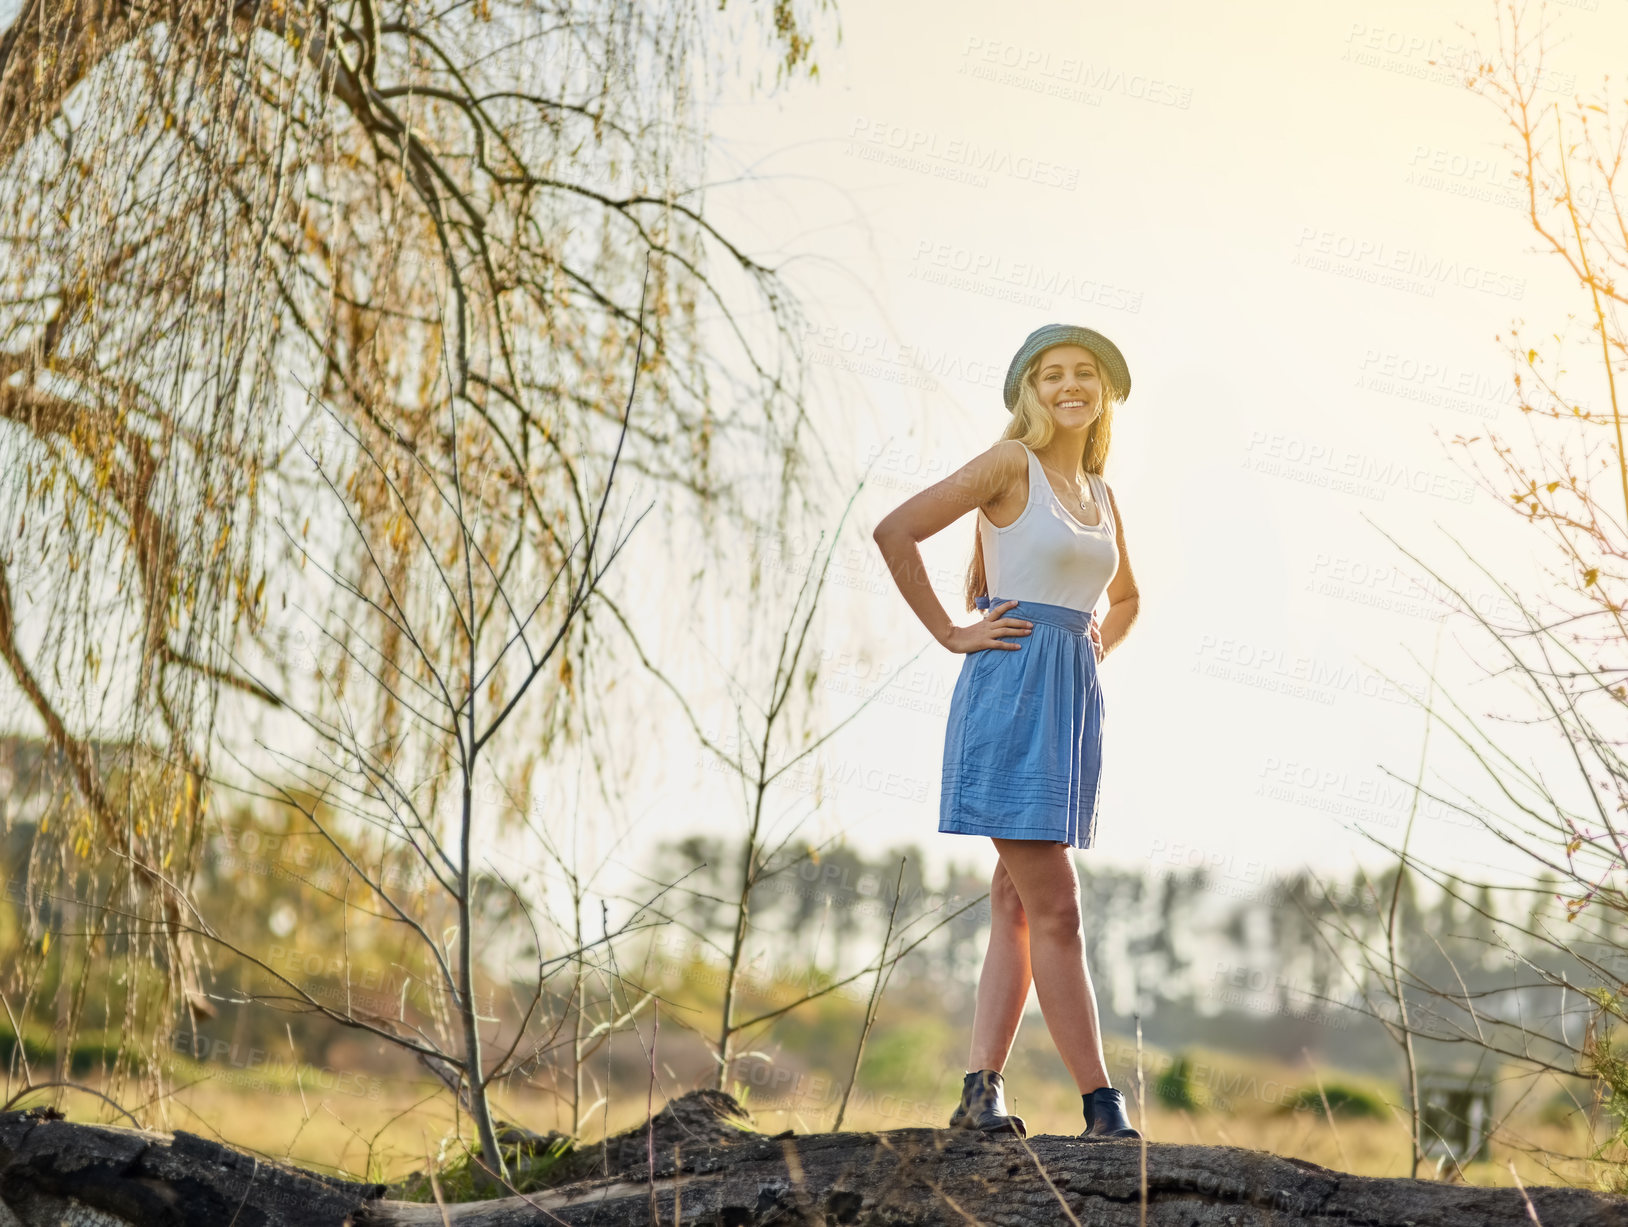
[{"left": 1040, "top": 459, "right": 1093, "bottom": 514}]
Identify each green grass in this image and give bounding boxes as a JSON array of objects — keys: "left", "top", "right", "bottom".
[
  {"left": 1283, "top": 1081, "right": 1389, "bottom": 1119},
  {"left": 391, "top": 1132, "right": 578, "bottom": 1202},
  {"left": 0, "top": 1025, "right": 128, "bottom": 1079},
  {"left": 1153, "top": 1052, "right": 1212, "bottom": 1112}
]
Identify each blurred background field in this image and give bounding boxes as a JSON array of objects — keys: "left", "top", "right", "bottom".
[
  {"left": 7, "top": 959, "right": 1610, "bottom": 1192},
  {"left": 6, "top": 810, "right": 1620, "bottom": 1190}
]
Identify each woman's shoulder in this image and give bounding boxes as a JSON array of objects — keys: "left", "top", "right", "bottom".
[
  {"left": 961, "top": 438, "right": 1028, "bottom": 482},
  {"left": 958, "top": 440, "right": 1029, "bottom": 514},
  {"left": 994, "top": 438, "right": 1027, "bottom": 457},
  {"left": 990, "top": 439, "right": 1032, "bottom": 487}
]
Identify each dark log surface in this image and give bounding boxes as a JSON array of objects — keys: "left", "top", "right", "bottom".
[{"left": 4, "top": 1092, "right": 1627, "bottom": 1226}]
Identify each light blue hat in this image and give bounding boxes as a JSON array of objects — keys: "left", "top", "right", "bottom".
[{"left": 1003, "top": 323, "right": 1131, "bottom": 411}]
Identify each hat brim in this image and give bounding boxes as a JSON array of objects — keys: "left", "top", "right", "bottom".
[{"left": 1003, "top": 324, "right": 1131, "bottom": 411}]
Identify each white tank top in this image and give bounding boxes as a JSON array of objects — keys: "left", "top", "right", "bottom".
[{"left": 977, "top": 442, "right": 1119, "bottom": 613}]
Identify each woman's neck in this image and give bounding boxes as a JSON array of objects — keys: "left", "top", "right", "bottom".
[{"left": 1034, "top": 432, "right": 1090, "bottom": 477}]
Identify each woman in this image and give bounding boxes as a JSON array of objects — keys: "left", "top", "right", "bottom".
[{"left": 870, "top": 323, "right": 1142, "bottom": 1141}]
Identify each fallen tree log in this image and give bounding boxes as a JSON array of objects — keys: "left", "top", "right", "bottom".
[
  {"left": 0, "top": 1105, "right": 386, "bottom": 1225},
  {"left": 3, "top": 1092, "right": 1626, "bottom": 1226}
]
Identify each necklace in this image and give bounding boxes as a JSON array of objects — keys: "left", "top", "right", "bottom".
[{"left": 1037, "top": 457, "right": 1095, "bottom": 516}]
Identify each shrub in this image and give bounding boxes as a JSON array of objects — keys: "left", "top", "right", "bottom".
[
  {"left": 1285, "top": 1081, "right": 1387, "bottom": 1119},
  {"left": 1153, "top": 1053, "right": 1211, "bottom": 1112}
]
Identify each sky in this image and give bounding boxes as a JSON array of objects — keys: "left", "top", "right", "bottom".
[
  {"left": 4, "top": 0, "right": 1626, "bottom": 913},
  {"left": 596, "top": 0, "right": 1628, "bottom": 894}
]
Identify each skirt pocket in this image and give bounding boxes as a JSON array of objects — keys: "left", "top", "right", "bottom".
[{"left": 953, "top": 635, "right": 1074, "bottom": 813}]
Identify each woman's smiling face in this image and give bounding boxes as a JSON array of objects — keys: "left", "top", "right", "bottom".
[{"left": 1034, "top": 343, "right": 1102, "bottom": 426}]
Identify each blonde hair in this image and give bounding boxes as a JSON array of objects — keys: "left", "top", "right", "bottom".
[{"left": 963, "top": 346, "right": 1122, "bottom": 612}]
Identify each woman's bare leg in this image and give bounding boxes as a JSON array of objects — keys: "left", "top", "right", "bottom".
[
  {"left": 966, "top": 853, "right": 1032, "bottom": 1071},
  {"left": 990, "top": 837, "right": 1111, "bottom": 1092}
]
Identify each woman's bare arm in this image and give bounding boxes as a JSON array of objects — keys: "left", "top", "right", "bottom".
[
  {"left": 871, "top": 440, "right": 1027, "bottom": 652},
  {"left": 1098, "top": 479, "right": 1140, "bottom": 659}
]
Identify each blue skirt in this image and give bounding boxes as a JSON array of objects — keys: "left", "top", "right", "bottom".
[{"left": 938, "top": 595, "right": 1104, "bottom": 849}]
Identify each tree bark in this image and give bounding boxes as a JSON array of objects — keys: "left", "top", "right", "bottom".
[
  {"left": 3, "top": 1094, "right": 1625, "bottom": 1226},
  {"left": 0, "top": 1106, "right": 386, "bottom": 1225}
]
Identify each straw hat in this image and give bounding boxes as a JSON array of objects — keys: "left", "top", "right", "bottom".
[{"left": 1003, "top": 323, "right": 1132, "bottom": 411}]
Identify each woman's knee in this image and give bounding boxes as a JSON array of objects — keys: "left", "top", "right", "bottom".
[
  {"left": 994, "top": 841, "right": 1081, "bottom": 934},
  {"left": 991, "top": 862, "right": 1027, "bottom": 925},
  {"left": 1028, "top": 895, "right": 1083, "bottom": 941}
]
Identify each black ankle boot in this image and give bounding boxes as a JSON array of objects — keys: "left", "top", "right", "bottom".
[
  {"left": 1080, "top": 1086, "right": 1141, "bottom": 1140},
  {"left": 948, "top": 1069, "right": 1026, "bottom": 1137}
]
